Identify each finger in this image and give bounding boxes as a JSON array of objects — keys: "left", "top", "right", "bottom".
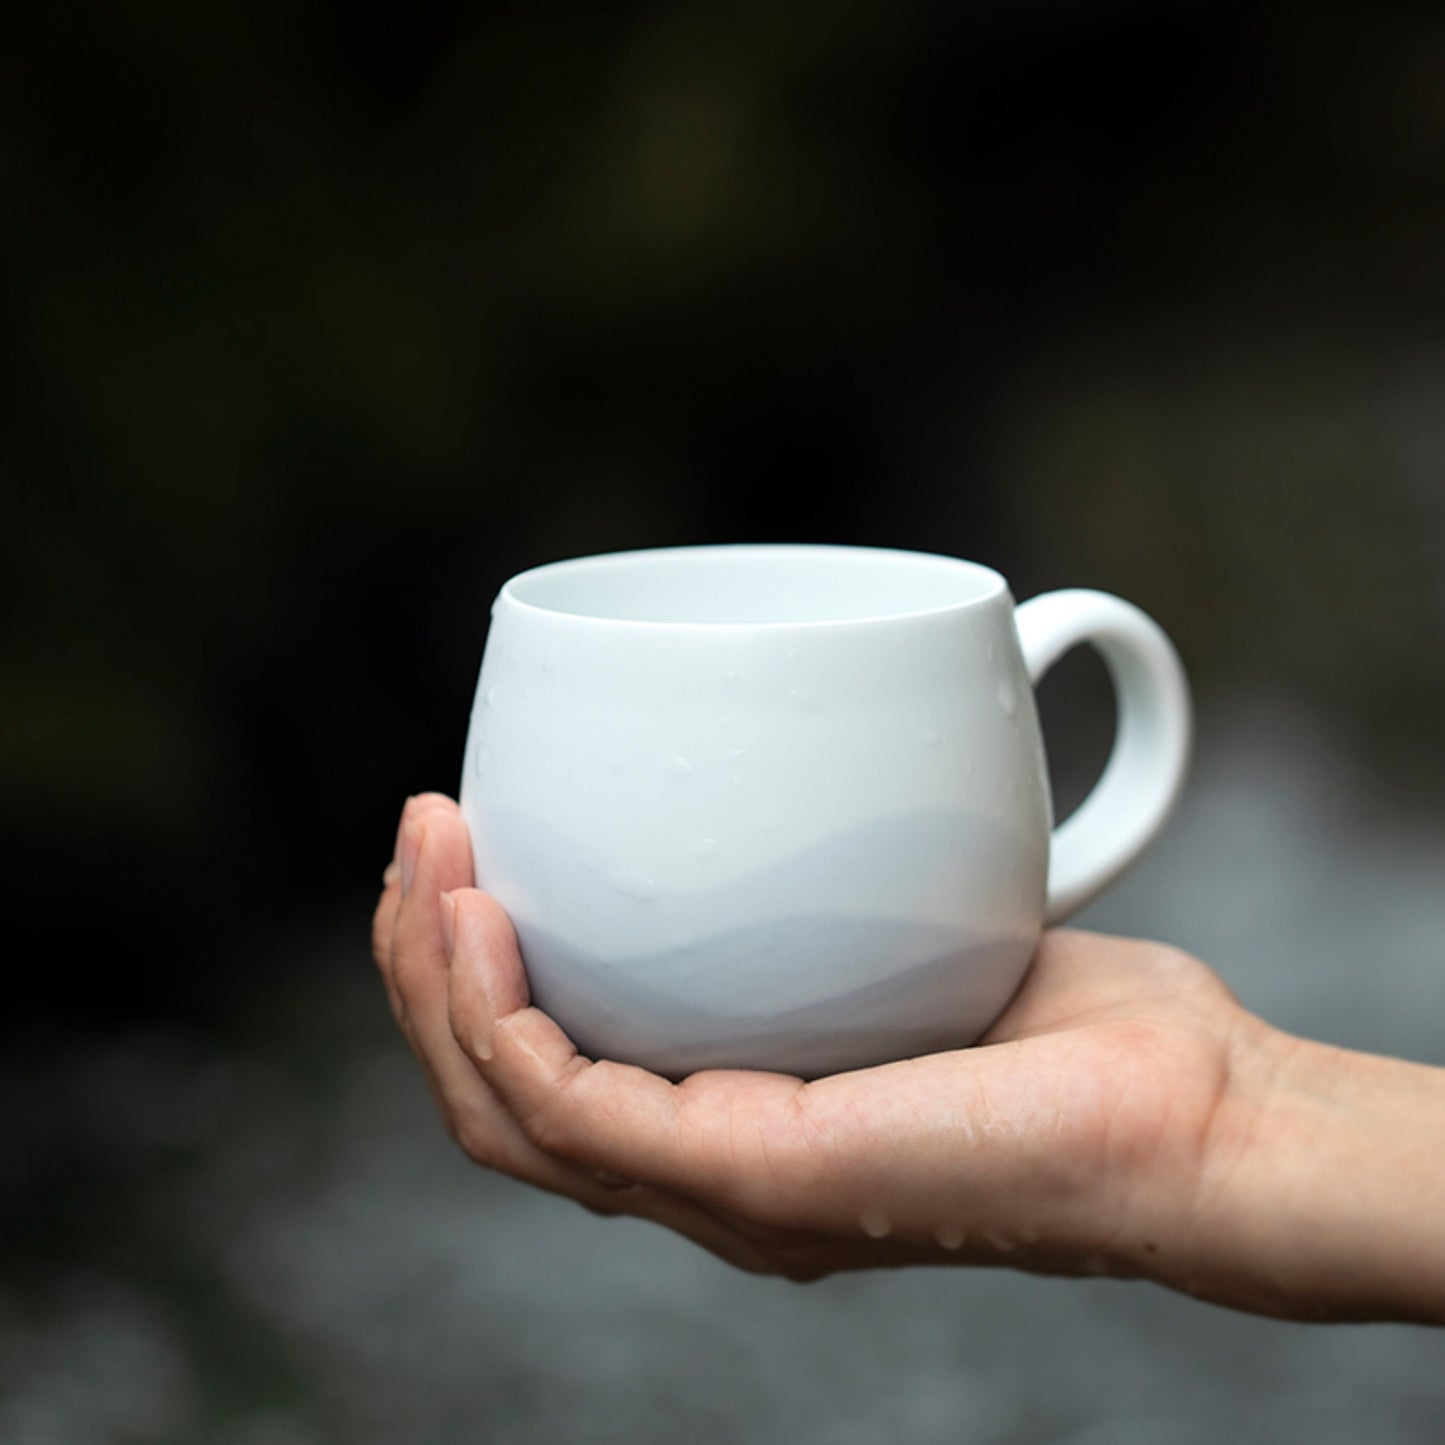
[
  {"left": 428, "top": 891, "right": 838, "bottom": 1276},
  {"left": 370, "top": 797, "right": 409, "bottom": 1001},
  {"left": 386, "top": 812, "right": 757, "bottom": 1243},
  {"left": 371, "top": 877, "right": 403, "bottom": 1020},
  {"left": 372, "top": 794, "right": 455, "bottom": 1023},
  {"left": 376, "top": 795, "right": 454, "bottom": 1035},
  {"left": 389, "top": 794, "right": 472, "bottom": 998},
  {"left": 388, "top": 794, "right": 491, "bottom": 1094},
  {"left": 376, "top": 803, "right": 825, "bottom": 1271},
  {"left": 446, "top": 889, "right": 1124, "bottom": 1246},
  {"left": 446, "top": 888, "right": 826, "bottom": 1225}
]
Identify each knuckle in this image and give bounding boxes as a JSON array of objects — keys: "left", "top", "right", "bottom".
[
  {"left": 519, "top": 1085, "right": 599, "bottom": 1167},
  {"left": 498, "top": 1031, "right": 592, "bottom": 1162},
  {"left": 520, "top": 1095, "right": 579, "bottom": 1160},
  {"left": 579, "top": 1199, "right": 625, "bottom": 1220},
  {"left": 451, "top": 1112, "right": 502, "bottom": 1170},
  {"left": 370, "top": 907, "right": 394, "bottom": 971},
  {"left": 721, "top": 1246, "right": 822, "bottom": 1284},
  {"left": 781, "top": 1264, "right": 828, "bottom": 1286},
  {"left": 390, "top": 949, "right": 429, "bottom": 1006}
]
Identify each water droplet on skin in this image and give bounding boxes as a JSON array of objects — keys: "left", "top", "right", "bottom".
[
  {"left": 983, "top": 1230, "right": 1017, "bottom": 1253},
  {"left": 692, "top": 837, "right": 719, "bottom": 861},
  {"left": 997, "top": 680, "right": 1018, "bottom": 717},
  {"left": 920, "top": 727, "right": 941, "bottom": 748},
  {"left": 609, "top": 866, "right": 661, "bottom": 902},
  {"left": 935, "top": 1224, "right": 966, "bottom": 1251},
  {"left": 860, "top": 1209, "right": 892, "bottom": 1239},
  {"left": 667, "top": 755, "right": 694, "bottom": 780}
]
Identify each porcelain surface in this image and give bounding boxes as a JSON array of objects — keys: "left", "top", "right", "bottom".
[{"left": 459, "top": 544, "right": 1190, "bottom": 1078}]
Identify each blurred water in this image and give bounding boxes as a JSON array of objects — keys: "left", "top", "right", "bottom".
[{"left": 3, "top": 695, "right": 1443, "bottom": 1444}]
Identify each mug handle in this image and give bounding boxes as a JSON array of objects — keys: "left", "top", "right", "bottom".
[{"left": 1014, "top": 589, "right": 1192, "bottom": 923}]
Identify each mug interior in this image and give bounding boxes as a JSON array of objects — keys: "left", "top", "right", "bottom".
[{"left": 503, "top": 545, "right": 1005, "bottom": 626}]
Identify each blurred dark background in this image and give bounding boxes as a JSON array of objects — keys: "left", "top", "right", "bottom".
[{"left": 4, "top": 2, "right": 1444, "bottom": 1441}]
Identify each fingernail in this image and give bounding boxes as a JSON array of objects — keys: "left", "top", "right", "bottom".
[
  {"left": 439, "top": 890, "right": 457, "bottom": 956},
  {"left": 399, "top": 819, "right": 422, "bottom": 897}
]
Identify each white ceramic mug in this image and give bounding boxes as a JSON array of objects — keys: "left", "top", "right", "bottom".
[{"left": 459, "top": 544, "right": 1190, "bottom": 1079}]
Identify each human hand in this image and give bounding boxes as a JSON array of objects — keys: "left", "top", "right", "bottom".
[{"left": 374, "top": 794, "right": 1445, "bottom": 1324}]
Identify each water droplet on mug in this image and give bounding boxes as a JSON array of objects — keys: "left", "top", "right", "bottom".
[
  {"left": 997, "top": 680, "right": 1018, "bottom": 717},
  {"left": 920, "top": 727, "right": 941, "bottom": 748},
  {"left": 935, "top": 1224, "right": 966, "bottom": 1251},
  {"left": 860, "top": 1209, "right": 892, "bottom": 1240},
  {"left": 667, "top": 755, "right": 694, "bottom": 780},
  {"left": 724, "top": 669, "right": 740, "bottom": 686},
  {"left": 483, "top": 686, "right": 499, "bottom": 708},
  {"left": 542, "top": 640, "right": 559, "bottom": 673},
  {"left": 692, "top": 837, "right": 719, "bottom": 862},
  {"left": 727, "top": 746, "right": 747, "bottom": 761},
  {"left": 789, "top": 685, "right": 823, "bottom": 711},
  {"left": 609, "top": 866, "right": 661, "bottom": 903},
  {"left": 985, "top": 641, "right": 996, "bottom": 663},
  {"left": 728, "top": 774, "right": 742, "bottom": 789}
]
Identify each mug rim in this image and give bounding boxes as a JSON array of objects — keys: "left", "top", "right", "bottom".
[{"left": 497, "top": 543, "right": 1009, "bottom": 630}]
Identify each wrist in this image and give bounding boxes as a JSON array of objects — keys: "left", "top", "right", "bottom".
[{"left": 1148, "top": 1021, "right": 1445, "bottom": 1322}]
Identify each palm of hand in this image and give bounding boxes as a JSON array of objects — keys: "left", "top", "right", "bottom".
[{"left": 375, "top": 795, "right": 1252, "bottom": 1283}]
